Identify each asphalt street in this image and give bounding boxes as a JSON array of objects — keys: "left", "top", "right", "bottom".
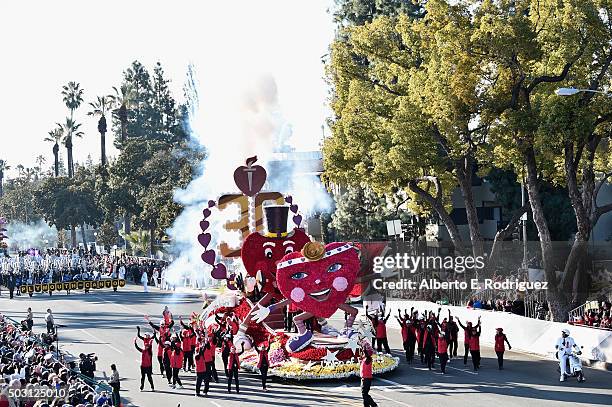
[{"left": 1, "top": 285, "right": 611, "bottom": 407}]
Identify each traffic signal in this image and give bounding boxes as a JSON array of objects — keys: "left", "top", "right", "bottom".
[{"left": 0, "top": 217, "right": 7, "bottom": 249}]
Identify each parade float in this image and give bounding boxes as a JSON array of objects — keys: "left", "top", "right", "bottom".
[{"left": 196, "top": 157, "right": 399, "bottom": 380}]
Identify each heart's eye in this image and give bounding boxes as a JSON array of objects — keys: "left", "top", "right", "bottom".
[
  {"left": 264, "top": 248, "right": 273, "bottom": 259},
  {"left": 291, "top": 271, "right": 308, "bottom": 280},
  {"left": 327, "top": 263, "right": 342, "bottom": 273},
  {"left": 285, "top": 245, "right": 294, "bottom": 255}
]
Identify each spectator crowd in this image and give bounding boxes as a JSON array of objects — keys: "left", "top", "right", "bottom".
[{"left": 0, "top": 311, "right": 116, "bottom": 407}]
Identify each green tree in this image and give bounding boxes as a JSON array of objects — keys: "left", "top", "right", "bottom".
[
  {"left": 464, "top": 0, "right": 612, "bottom": 319},
  {"left": 112, "top": 84, "right": 136, "bottom": 143},
  {"left": 88, "top": 95, "right": 114, "bottom": 166},
  {"left": 120, "top": 230, "right": 151, "bottom": 256},
  {"left": 324, "top": 7, "right": 529, "bottom": 259},
  {"left": 61, "top": 82, "right": 85, "bottom": 178},
  {"left": 334, "top": 0, "right": 425, "bottom": 25},
  {"left": 0, "top": 175, "right": 41, "bottom": 224},
  {"left": 44, "top": 126, "right": 63, "bottom": 177},
  {"left": 58, "top": 118, "right": 84, "bottom": 180},
  {"left": 0, "top": 160, "right": 9, "bottom": 198},
  {"left": 34, "top": 172, "right": 102, "bottom": 248},
  {"left": 330, "top": 185, "right": 399, "bottom": 241}
]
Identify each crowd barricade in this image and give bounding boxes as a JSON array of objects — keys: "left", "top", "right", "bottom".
[{"left": 384, "top": 300, "right": 612, "bottom": 363}]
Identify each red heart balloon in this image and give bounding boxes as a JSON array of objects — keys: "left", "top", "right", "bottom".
[{"left": 276, "top": 242, "right": 360, "bottom": 319}]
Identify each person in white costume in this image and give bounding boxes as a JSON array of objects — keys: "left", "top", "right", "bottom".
[{"left": 555, "top": 328, "right": 580, "bottom": 381}]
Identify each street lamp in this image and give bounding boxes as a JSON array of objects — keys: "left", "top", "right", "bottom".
[{"left": 555, "top": 87, "right": 612, "bottom": 97}]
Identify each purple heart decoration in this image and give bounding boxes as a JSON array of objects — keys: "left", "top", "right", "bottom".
[
  {"left": 208, "top": 200, "right": 216, "bottom": 208},
  {"left": 198, "top": 233, "right": 211, "bottom": 248},
  {"left": 285, "top": 196, "right": 293, "bottom": 204},
  {"left": 202, "top": 208, "right": 211, "bottom": 218},
  {"left": 199, "top": 220, "right": 210, "bottom": 231},
  {"left": 293, "top": 215, "right": 303, "bottom": 226},
  {"left": 226, "top": 273, "right": 237, "bottom": 290},
  {"left": 290, "top": 204, "right": 298, "bottom": 213},
  {"left": 211, "top": 263, "right": 227, "bottom": 280},
  {"left": 201, "top": 250, "right": 216, "bottom": 265}
]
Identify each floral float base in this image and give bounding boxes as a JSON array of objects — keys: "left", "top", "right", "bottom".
[{"left": 240, "top": 352, "right": 399, "bottom": 380}]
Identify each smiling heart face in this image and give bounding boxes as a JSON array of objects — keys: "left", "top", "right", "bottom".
[
  {"left": 276, "top": 242, "right": 360, "bottom": 319},
  {"left": 241, "top": 229, "right": 310, "bottom": 296}
]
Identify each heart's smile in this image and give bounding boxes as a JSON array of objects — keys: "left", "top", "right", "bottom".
[{"left": 308, "top": 288, "right": 331, "bottom": 302}]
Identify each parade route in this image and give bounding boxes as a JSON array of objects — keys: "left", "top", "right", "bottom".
[{"left": 1, "top": 286, "right": 611, "bottom": 407}]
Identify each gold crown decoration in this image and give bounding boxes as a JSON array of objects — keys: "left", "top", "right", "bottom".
[{"left": 301, "top": 241, "right": 325, "bottom": 261}]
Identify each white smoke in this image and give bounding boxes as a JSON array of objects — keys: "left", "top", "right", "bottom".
[
  {"left": 165, "top": 71, "right": 331, "bottom": 288},
  {"left": 5, "top": 220, "right": 58, "bottom": 250}
]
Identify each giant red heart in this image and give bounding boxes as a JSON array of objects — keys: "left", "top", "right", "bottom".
[
  {"left": 241, "top": 229, "right": 310, "bottom": 298},
  {"left": 276, "top": 242, "right": 360, "bottom": 319},
  {"left": 233, "top": 156, "right": 267, "bottom": 197}
]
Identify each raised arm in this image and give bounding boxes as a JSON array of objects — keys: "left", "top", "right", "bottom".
[
  {"left": 134, "top": 339, "right": 143, "bottom": 353},
  {"left": 136, "top": 326, "right": 145, "bottom": 341}
]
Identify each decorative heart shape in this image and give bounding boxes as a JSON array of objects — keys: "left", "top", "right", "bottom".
[
  {"left": 293, "top": 215, "right": 303, "bottom": 226},
  {"left": 198, "top": 233, "right": 211, "bottom": 248},
  {"left": 285, "top": 196, "right": 293, "bottom": 204},
  {"left": 276, "top": 242, "right": 360, "bottom": 319},
  {"left": 233, "top": 156, "right": 267, "bottom": 197},
  {"left": 199, "top": 220, "right": 210, "bottom": 231},
  {"left": 201, "top": 250, "right": 216, "bottom": 265},
  {"left": 208, "top": 200, "right": 216, "bottom": 208},
  {"left": 289, "top": 204, "right": 298, "bottom": 213},
  {"left": 211, "top": 263, "right": 227, "bottom": 279},
  {"left": 202, "top": 208, "right": 211, "bottom": 218}
]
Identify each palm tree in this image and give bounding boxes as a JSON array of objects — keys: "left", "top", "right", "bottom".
[
  {"left": 112, "top": 85, "right": 135, "bottom": 143},
  {"left": 58, "top": 118, "right": 84, "bottom": 179},
  {"left": 0, "top": 160, "right": 9, "bottom": 198},
  {"left": 44, "top": 127, "right": 63, "bottom": 177},
  {"left": 88, "top": 95, "right": 114, "bottom": 166},
  {"left": 61, "top": 82, "right": 84, "bottom": 177},
  {"left": 120, "top": 230, "right": 151, "bottom": 256}
]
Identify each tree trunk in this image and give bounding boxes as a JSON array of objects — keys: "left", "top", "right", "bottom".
[
  {"left": 67, "top": 144, "right": 74, "bottom": 178},
  {"left": 53, "top": 145, "right": 59, "bottom": 177},
  {"left": 70, "top": 225, "right": 77, "bottom": 248},
  {"left": 524, "top": 147, "right": 569, "bottom": 321},
  {"left": 101, "top": 131, "right": 107, "bottom": 166},
  {"left": 81, "top": 223, "right": 87, "bottom": 247},
  {"left": 457, "top": 158, "right": 484, "bottom": 259},
  {"left": 0, "top": 175, "right": 3, "bottom": 198},
  {"left": 124, "top": 212, "right": 131, "bottom": 253},
  {"left": 149, "top": 226, "right": 155, "bottom": 258},
  {"left": 408, "top": 180, "right": 466, "bottom": 255}
]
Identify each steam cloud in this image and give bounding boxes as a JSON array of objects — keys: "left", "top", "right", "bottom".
[
  {"left": 164, "top": 71, "right": 331, "bottom": 288},
  {"left": 4, "top": 220, "right": 58, "bottom": 250}
]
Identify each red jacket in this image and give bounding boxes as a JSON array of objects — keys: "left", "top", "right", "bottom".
[
  {"left": 171, "top": 348, "right": 184, "bottom": 369},
  {"left": 437, "top": 337, "right": 448, "bottom": 354},
  {"left": 257, "top": 349, "right": 269, "bottom": 369},
  {"left": 376, "top": 321, "right": 387, "bottom": 339},
  {"left": 195, "top": 348, "right": 207, "bottom": 373},
  {"left": 494, "top": 334, "right": 507, "bottom": 352},
  {"left": 360, "top": 358, "right": 373, "bottom": 379},
  {"left": 469, "top": 334, "right": 480, "bottom": 351}
]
